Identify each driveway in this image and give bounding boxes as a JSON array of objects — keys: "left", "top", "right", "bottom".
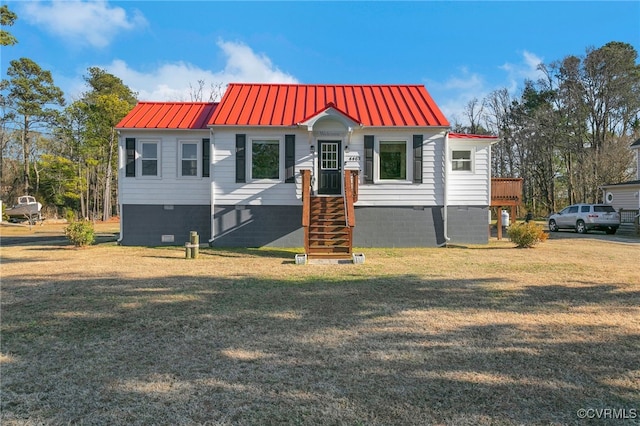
[
  {"left": 545, "top": 227, "right": 640, "bottom": 245},
  {"left": 493, "top": 222, "right": 640, "bottom": 245}
]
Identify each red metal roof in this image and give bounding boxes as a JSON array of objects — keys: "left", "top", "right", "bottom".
[
  {"left": 449, "top": 132, "right": 498, "bottom": 139},
  {"left": 208, "top": 84, "right": 449, "bottom": 127},
  {"left": 116, "top": 102, "right": 217, "bottom": 129}
]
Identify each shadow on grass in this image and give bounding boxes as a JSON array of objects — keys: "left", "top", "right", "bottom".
[
  {"left": 445, "top": 243, "right": 517, "bottom": 250},
  {"left": 1, "top": 272, "right": 638, "bottom": 425}
]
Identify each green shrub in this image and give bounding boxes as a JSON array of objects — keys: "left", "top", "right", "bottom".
[
  {"left": 507, "top": 222, "right": 548, "bottom": 248},
  {"left": 64, "top": 220, "right": 95, "bottom": 247},
  {"left": 64, "top": 208, "right": 76, "bottom": 223}
]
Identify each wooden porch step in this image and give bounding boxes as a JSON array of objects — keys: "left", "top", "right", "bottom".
[
  {"left": 309, "top": 224, "right": 347, "bottom": 229},
  {"left": 310, "top": 206, "right": 344, "bottom": 211},
  {"left": 308, "top": 231, "right": 350, "bottom": 237},
  {"left": 307, "top": 247, "right": 351, "bottom": 254},
  {"left": 309, "top": 240, "right": 349, "bottom": 245},
  {"left": 306, "top": 195, "right": 352, "bottom": 257},
  {"left": 309, "top": 237, "right": 349, "bottom": 247}
]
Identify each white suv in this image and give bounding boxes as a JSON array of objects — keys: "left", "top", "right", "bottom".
[{"left": 548, "top": 204, "right": 620, "bottom": 234}]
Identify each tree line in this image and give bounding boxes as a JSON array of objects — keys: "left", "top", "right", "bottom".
[
  {"left": 453, "top": 41, "right": 640, "bottom": 214},
  {"left": 1, "top": 5, "right": 136, "bottom": 221},
  {"left": 1, "top": 5, "right": 639, "bottom": 220}
]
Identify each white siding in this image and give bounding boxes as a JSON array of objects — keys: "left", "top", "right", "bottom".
[
  {"left": 447, "top": 138, "right": 491, "bottom": 206},
  {"left": 212, "top": 127, "right": 447, "bottom": 207},
  {"left": 354, "top": 130, "right": 445, "bottom": 206},
  {"left": 119, "top": 127, "right": 493, "bottom": 209},
  {"left": 604, "top": 186, "right": 640, "bottom": 210},
  {"left": 118, "top": 130, "right": 211, "bottom": 205},
  {"left": 212, "top": 129, "right": 307, "bottom": 206}
]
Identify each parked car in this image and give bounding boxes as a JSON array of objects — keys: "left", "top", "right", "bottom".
[{"left": 548, "top": 203, "right": 620, "bottom": 234}]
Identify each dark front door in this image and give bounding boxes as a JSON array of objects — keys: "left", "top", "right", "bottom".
[{"left": 318, "top": 140, "right": 342, "bottom": 195}]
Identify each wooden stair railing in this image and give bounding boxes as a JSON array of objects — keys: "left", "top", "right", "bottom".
[
  {"left": 491, "top": 177, "right": 524, "bottom": 240},
  {"left": 491, "top": 178, "right": 523, "bottom": 206},
  {"left": 345, "top": 170, "right": 357, "bottom": 227},
  {"left": 301, "top": 170, "right": 311, "bottom": 254}
]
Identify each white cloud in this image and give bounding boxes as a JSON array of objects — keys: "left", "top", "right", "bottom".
[
  {"left": 95, "top": 40, "right": 298, "bottom": 101},
  {"left": 218, "top": 40, "right": 298, "bottom": 84},
  {"left": 428, "top": 51, "right": 546, "bottom": 126},
  {"left": 499, "top": 50, "right": 545, "bottom": 92},
  {"left": 21, "top": 0, "right": 147, "bottom": 48},
  {"left": 426, "top": 68, "right": 487, "bottom": 125}
]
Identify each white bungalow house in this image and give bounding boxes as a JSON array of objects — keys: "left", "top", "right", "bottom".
[
  {"left": 115, "top": 83, "right": 504, "bottom": 256},
  {"left": 600, "top": 138, "right": 640, "bottom": 225}
]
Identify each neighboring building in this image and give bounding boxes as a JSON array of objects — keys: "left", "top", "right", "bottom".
[
  {"left": 115, "top": 83, "right": 499, "bottom": 252},
  {"left": 600, "top": 139, "right": 640, "bottom": 223}
]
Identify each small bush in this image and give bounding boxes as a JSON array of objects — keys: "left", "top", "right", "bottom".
[
  {"left": 64, "top": 208, "right": 76, "bottom": 223},
  {"left": 507, "top": 222, "right": 548, "bottom": 248},
  {"left": 64, "top": 220, "right": 95, "bottom": 247}
]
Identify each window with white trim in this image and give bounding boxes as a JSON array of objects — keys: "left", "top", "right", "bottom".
[
  {"left": 250, "top": 139, "right": 282, "bottom": 180},
  {"left": 374, "top": 139, "right": 411, "bottom": 182},
  {"left": 140, "top": 140, "right": 160, "bottom": 177},
  {"left": 379, "top": 141, "right": 407, "bottom": 180},
  {"left": 179, "top": 141, "right": 199, "bottom": 177},
  {"left": 451, "top": 150, "right": 472, "bottom": 171}
]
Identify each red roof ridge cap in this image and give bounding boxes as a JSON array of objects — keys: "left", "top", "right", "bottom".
[
  {"left": 226, "top": 83, "right": 427, "bottom": 88},
  {"left": 449, "top": 132, "right": 498, "bottom": 139},
  {"left": 135, "top": 101, "right": 217, "bottom": 104}
]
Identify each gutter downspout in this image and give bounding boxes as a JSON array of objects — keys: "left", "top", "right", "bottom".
[
  {"left": 208, "top": 129, "right": 216, "bottom": 246},
  {"left": 116, "top": 130, "right": 124, "bottom": 244},
  {"left": 438, "top": 131, "right": 451, "bottom": 247}
]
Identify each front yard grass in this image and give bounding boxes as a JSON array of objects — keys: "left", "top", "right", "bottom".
[{"left": 1, "top": 239, "right": 638, "bottom": 425}]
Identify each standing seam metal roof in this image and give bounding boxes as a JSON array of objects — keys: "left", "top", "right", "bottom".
[
  {"left": 116, "top": 102, "right": 217, "bottom": 129},
  {"left": 208, "top": 83, "right": 449, "bottom": 127}
]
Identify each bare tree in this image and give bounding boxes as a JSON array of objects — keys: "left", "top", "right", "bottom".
[{"left": 189, "top": 80, "right": 226, "bottom": 102}]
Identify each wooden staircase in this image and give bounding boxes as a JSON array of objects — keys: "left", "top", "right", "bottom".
[
  {"left": 301, "top": 169, "right": 358, "bottom": 261},
  {"left": 307, "top": 196, "right": 352, "bottom": 259}
]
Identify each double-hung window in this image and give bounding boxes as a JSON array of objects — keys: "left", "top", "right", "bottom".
[
  {"left": 379, "top": 141, "right": 408, "bottom": 180},
  {"left": 179, "top": 141, "right": 199, "bottom": 177},
  {"left": 364, "top": 135, "right": 422, "bottom": 184},
  {"left": 374, "top": 139, "right": 411, "bottom": 183},
  {"left": 140, "top": 141, "right": 160, "bottom": 177},
  {"left": 251, "top": 139, "right": 281, "bottom": 180},
  {"left": 451, "top": 150, "right": 472, "bottom": 172}
]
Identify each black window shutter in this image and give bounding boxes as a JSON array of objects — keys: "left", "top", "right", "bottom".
[
  {"left": 413, "top": 134, "right": 423, "bottom": 183},
  {"left": 285, "top": 134, "right": 295, "bottom": 183},
  {"left": 364, "top": 135, "right": 374, "bottom": 183},
  {"left": 235, "top": 134, "right": 246, "bottom": 183},
  {"left": 202, "top": 138, "right": 210, "bottom": 177},
  {"left": 125, "top": 138, "right": 136, "bottom": 177}
]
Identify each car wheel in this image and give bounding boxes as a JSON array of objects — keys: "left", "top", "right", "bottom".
[
  {"left": 549, "top": 219, "right": 558, "bottom": 232},
  {"left": 576, "top": 220, "right": 587, "bottom": 234},
  {"left": 606, "top": 228, "right": 617, "bottom": 235}
]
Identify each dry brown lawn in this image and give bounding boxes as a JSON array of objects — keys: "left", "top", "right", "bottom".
[{"left": 1, "top": 228, "right": 639, "bottom": 425}]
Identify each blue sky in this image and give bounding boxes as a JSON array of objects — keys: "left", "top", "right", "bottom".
[{"left": 3, "top": 0, "right": 640, "bottom": 122}]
